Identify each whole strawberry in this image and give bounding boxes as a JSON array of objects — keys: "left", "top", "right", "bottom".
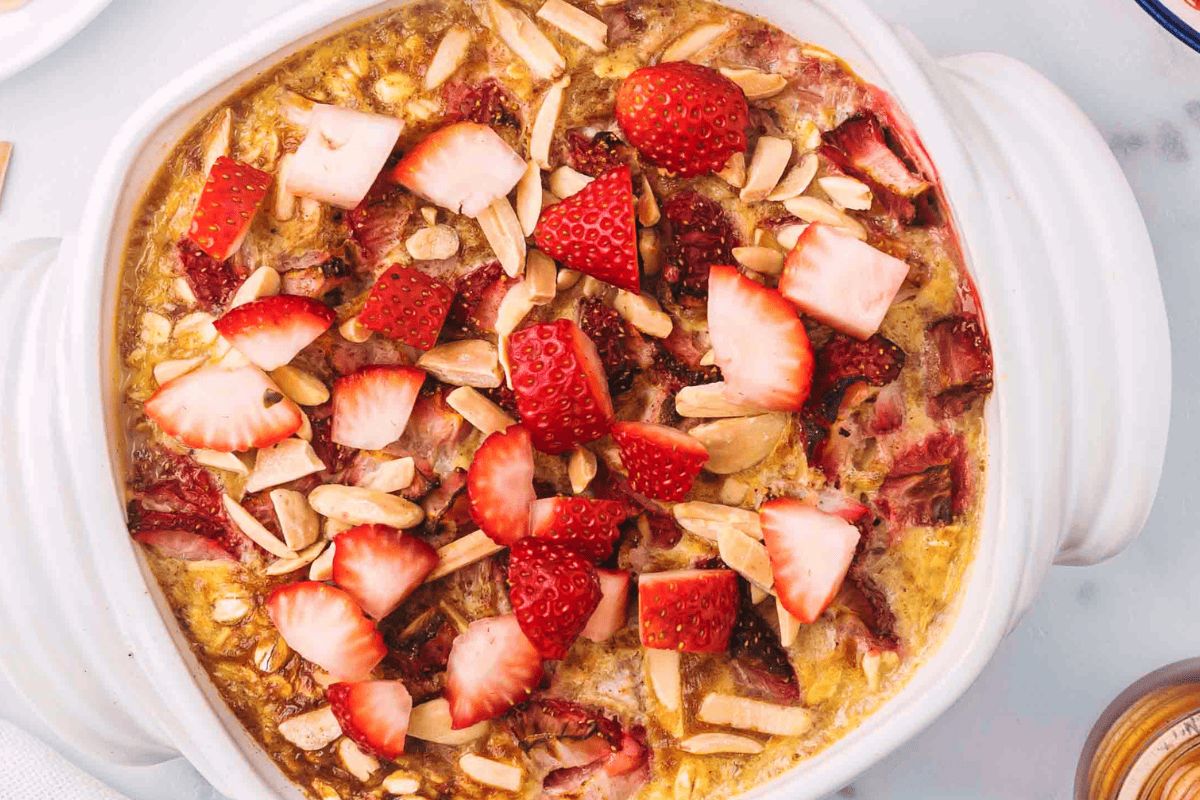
[
  {"left": 508, "top": 538, "right": 601, "bottom": 660},
  {"left": 615, "top": 62, "right": 749, "bottom": 178}
]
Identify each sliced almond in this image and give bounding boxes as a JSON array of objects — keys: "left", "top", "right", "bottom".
[
  {"left": 674, "top": 765, "right": 706, "bottom": 800},
  {"left": 309, "top": 541, "right": 336, "bottom": 580},
  {"left": 767, "top": 153, "right": 819, "bottom": 201},
  {"left": 673, "top": 501, "right": 762, "bottom": 539},
  {"left": 689, "top": 413, "right": 787, "bottom": 474},
  {"left": 231, "top": 266, "right": 281, "bottom": 308},
  {"left": 325, "top": 517, "right": 354, "bottom": 538},
  {"left": 862, "top": 649, "right": 898, "bottom": 692},
  {"left": 557, "top": 268, "right": 583, "bottom": 290},
  {"left": 637, "top": 175, "right": 661, "bottom": 226},
  {"left": 222, "top": 494, "right": 296, "bottom": 559},
  {"left": 201, "top": 108, "right": 232, "bottom": 176},
  {"left": 537, "top": 0, "right": 607, "bottom": 51},
  {"left": 549, "top": 164, "right": 592, "bottom": 198},
  {"left": 193, "top": 449, "right": 248, "bottom": 475},
  {"left": 496, "top": 281, "right": 536, "bottom": 388},
  {"left": 732, "top": 246, "right": 784, "bottom": 276},
  {"left": 796, "top": 118, "right": 823, "bottom": 152},
  {"left": 373, "top": 72, "right": 415, "bottom": 107},
  {"left": 644, "top": 647, "right": 681, "bottom": 712},
  {"left": 254, "top": 635, "right": 290, "bottom": 672},
  {"left": 740, "top": 136, "right": 793, "bottom": 203},
  {"left": 719, "top": 67, "right": 788, "bottom": 100},
  {"left": 476, "top": 196, "right": 527, "bottom": 278},
  {"left": 715, "top": 151, "right": 746, "bottom": 188},
  {"left": 699, "top": 349, "right": 716, "bottom": 367},
  {"left": 154, "top": 356, "right": 206, "bottom": 385},
  {"left": 460, "top": 754, "right": 523, "bottom": 792},
  {"left": 339, "top": 315, "right": 373, "bottom": 343},
  {"left": 274, "top": 153, "right": 297, "bottom": 221},
  {"left": 270, "top": 488, "right": 321, "bottom": 550},
  {"left": 719, "top": 478, "right": 749, "bottom": 506},
  {"left": 516, "top": 161, "right": 544, "bottom": 236},
  {"left": 488, "top": 0, "right": 566, "bottom": 80},
  {"left": 639, "top": 229, "right": 663, "bottom": 276},
  {"left": 614, "top": 291, "right": 672, "bottom": 338},
  {"left": 421, "top": 206, "right": 438, "bottom": 225},
  {"left": 524, "top": 249, "right": 557, "bottom": 305},
  {"left": 568, "top": 447, "right": 597, "bottom": 494},
  {"left": 447, "top": 386, "right": 516, "bottom": 435},
  {"left": 775, "top": 223, "right": 809, "bottom": 251},
  {"left": 212, "top": 596, "right": 251, "bottom": 624},
  {"left": 696, "top": 693, "right": 813, "bottom": 737},
  {"left": 749, "top": 584, "right": 769, "bottom": 605},
  {"left": 173, "top": 311, "right": 218, "bottom": 344},
  {"left": 783, "top": 196, "right": 866, "bottom": 240},
  {"left": 426, "top": 530, "right": 505, "bottom": 582},
  {"left": 296, "top": 409, "right": 313, "bottom": 442},
  {"left": 409, "top": 698, "right": 490, "bottom": 744},
  {"left": 425, "top": 25, "right": 472, "bottom": 90},
  {"left": 172, "top": 277, "right": 197, "bottom": 306},
  {"left": 266, "top": 540, "right": 328, "bottom": 576},
  {"left": 675, "top": 382, "right": 768, "bottom": 418},
  {"left": 140, "top": 312, "right": 172, "bottom": 345},
  {"left": 308, "top": 484, "right": 425, "bottom": 529},
  {"left": 661, "top": 21, "right": 730, "bottom": 63},
  {"left": 818, "top": 175, "right": 873, "bottom": 211},
  {"left": 530, "top": 75, "right": 570, "bottom": 170},
  {"left": 418, "top": 339, "right": 502, "bottom": 388},
  {"left": 338, "top": 738, "right": 380, "bottom": 782},
  {"left": 716, "top": 527, "right": 773, "bottom": 593},
  {"left": 246, "top": 439, "right": 326, "bottom": 493},
  {"left": 355, "top": 456, "right": 416, "bottom": 493},
  {"left": 776, "top": 596, "right": 800, "bottom": 647},
  {"left": 406, "top": 224, "right": 461, "bottom": 261},
  {"left": 279, "top": 706, "right": 342, "bottom": 751},
  {"left": 381, "top": 771, "right": 421, "bottom": 796},
  {"left": 678, "top": 733, "right": 764, "bottom": 756},
  {"left": 270, "top": 365, "right": 330, "bottom": 406}
]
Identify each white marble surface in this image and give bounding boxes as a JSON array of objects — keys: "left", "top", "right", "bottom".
[{"left": 0, "top": 0, "right": 1197, "bottom": 798}]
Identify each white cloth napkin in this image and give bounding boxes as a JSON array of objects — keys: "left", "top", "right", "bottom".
[{"left": 0, "top": 721, "right": 130, "bottom": 800}]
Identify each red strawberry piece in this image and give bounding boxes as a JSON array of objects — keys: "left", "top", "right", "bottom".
[
  {"left": 133, "top": 530, "right": 237, "bottom": 562},
  {"left": 533, "top": 165, "right": 639, "bottom": 293},
  {"left": 508, "top": 320, "right": 615, "bottom": 454},
  {"left": 926, "top": 314, "right": 993, "bottom": 419},
  {"left": 876, "top": 430, "right": 969, "bottom": 530},
  {"left": 729, "top": 588, "right": 800, "bottom": 703},
  {"left": 333, "top": 525, "right": 439, "bottom": 620},
  {"left": 708, "top": 264, "right": 814, "bottom": 413},
  {"left": 661, "top": 190, "right": 740, "bottom": 296},
  {"left": 611, "top": 421, "right": 707, "bottom": 502},
  {"left": 467, "top": 424, "right": 536, "bottom": 546},
  {"left": 187, "top": 156, "right": 271, "bottom": 260},
  {"left": 213, "top": 294, "right": 335, "bottom": 371},
  {"left": 389, "top": 121, "right": 526, "bottom": 217},
  {"left": 563, "top": 129, "right": 630, "bottom": 177},
  {"left": 442, "top": 78, "right": 521, "bottom": 128},
  {"left": 508, "top": 538, "right": 602, "bottom": 660},
  {"left": 327, "top": 680, "right": 413, "bottom": 760},
  {"left": 445, "top": 614, "right": 545, "bottom": 728},
  {"left": 760, "top": 498, "right": 861, "bottom": 624},
  {"left": 359, "top": 265, "right": 454, "bottom": 350},
  {"left": 448, "top": 260, "right": 512, "bottom": 334},
  {"left": 780, "top": 224, "right": 910, "bottom": 340},
  {"left": 267, "top": 581, "right": 387, "bottom": 681},
  {"left": 578, "top": 296, "right": 638, "bottom": 395},
  {"left": 807, "top": 489, "right": 870, "bottom": 524},
  {"left": 637, "top": 569, "right": 739, "bottom": 653},
  {"left": 176, "top": 238, "right": 241, "bottom": 311},
  {"left": 615, "top": 62, "right": 749, "bottom": 178},
  {"left": 331, "top": 365, "right": 425, "bottom": 450},
  {"left": 808, "top": 332, "right": 906, "bottom": 422},
  {"left": 528, "top": 497, "right": 629, "bottom": 562},
  {"left": 145, "top": 364, "right": 302, "bottom": 453},
  {"left": 349, "top": 180, "right": 414, "bottom": 268},
  {"left": 580, "top": 568, "right": 631, "bottom": 643},
  {"left": 821, "top": 114, "right": 930, "bottom": 198}
]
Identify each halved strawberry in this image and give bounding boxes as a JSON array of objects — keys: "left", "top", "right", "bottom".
[
  {"left": 707, "top": 264, "right": 814, "bottom": 413},
  {"left": 327, "top": 680, "right": 413, "bottom": 760},
  {"left": 508, "top": 539, "right": 601, "bottom": 660},
  {"left": 266, "top": 582, "right": 387, "bottom": 681},
  {"left": 822, "top": 114, "right": 930, "bottom": 198},
  {"left": 133, "top": 530, "right": 237, "bottom": 562},
  {"left": 333, "top": 525, "right": 439, "bottom": 620},
  {"left": 779, "top": 224, "right": 910, "bottom": 340},
  {"left": 760, "top": 498, "right": 861, "bottom": 624},
  {"left": 144, "top": 364, "right": 302, "bottom": 452},
  {"left": 533, "top": 165, "right": 639, "bottom": 293},
  {"left": 445, "top": 614, "right": 545, "bottom": 728},
  {"left": 638, "top": 569, "right": 739, "bottom": 653},
  {"left": 528, "top": 497, "right": 629, "bottom": 562},
  {"left": 610, "top": 421, "right": 707, "bottom": 503},
  {"left": 388, "top": 122, "right": 526, "bottom": 217},
  {"left": 615, "top": 62, "right": 749, "bottom": 178},
  {"left": 213, "top": 294, "right": 335, "bottom": 371},
  {"left": 467, "top": 425, "right": 535, "bottom": 546},
  {"left": 359, "top": 266, "right": 454, "bottom": 350},
  {"left": 187, "top": 156, "right": 271, "bottom": 260},
  {"left": 580, "top": 568, "right": 631, "bottom": 643},
  {"left": 508, "top": 320, "right": 614, "bottom": 454},
  {"left": 331, "top": 365, "right": 425, "bottom": 450}
]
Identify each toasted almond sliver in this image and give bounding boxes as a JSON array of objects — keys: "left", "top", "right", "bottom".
[
  {"left": 678, "top": 733, "right": 764, "bottom": 756},
  {"left": 489, "top": 0, "right": 565, "bottom": 80},
  {"left": 749, "top": 584, "right": 769, "bottom": 605},
  {"left": 270, "top": 488, "right": 321, "bottom": 550},
  {"left": 636, "top": 229, "right": 663, "bottom": 276},
  {"left": 338, "top": 737, "right": 380, "bottom": 782},
  {"left": 673, "top": 501, "right": 762, "bottom": 538},
  {"left": 716, "top": 526, "right": 773, "bottom": 592},
  {"left": 530, "top": 76, "right": 570, "bottom": 171},
  {"left": 278, "top": 706, "right": 341, "bottom": 751},
  {"left": 265, "top": 540, "right": 328, "bottom": 576},
  {"left": 308, "top": 484, "right": 425, "bottom": 529},
  {"left": 154, "top": 356, "right": 207, "bottom": 385},
  {"left": 644, "top": 647, "right": 682, "bottom": 712},
  {"left": 231, "top": 266, "right": 281, "bottom": 308},
  {"left": 246, "top": 439, "right": 326, "bottom": 494},
  {"left": 460, "top": 754, "right": 523, "bottom": 792},
  {"left": 699, "top": 349, "right": 716, "bottom": 366},
  {"left": 274, "top": 153, "right": 297, "bottom": 221},
  {"left": 775, "top": 223, "right": 809, "bottom": 251},
  {"left": 818, "top": 175, "right": 873, "bottom": 211},
  {"left": 690, "top": 413, "right": 787, "bottom": 474},
  {"left": 719, "top": 67, "right": 788, "bottom": 100},
  {"left": 172, "top": 277, "right": 197, "bottom": 306},
  {"left": 425, "top": 25, "right": 472, "bottom": 90},
  {"left": 525, "top": 250, "right": 557, "bottom": 304},
  {"left": 637, "top": 175, "right": 661, "bottom": 226},
  {"left": 568, "top": 447, "right": 598, "bottom": 494},
  {"left": 675, "top": 382, "right": 768, "bottom": 418},
  {"left": 477, "top": 196, "right": 527, "bottom": 278},
  {"left": 797, "top": 118, "right": 823, "bottom": 152},
  {"left": 309, "top": 541, "right": 336, "bottom": 580},
  {"left": 421, "top": 206, "right": 438, "bottom": 225},
  {"left": 661, "top": 21, "right": 730, "bottom": 63},
  {"left": 784, "top": 196, "right": 867, "bottom": 240},
  {"left": 715, "top": 151, "right": 746, "bottom": 188},
  {"left": 614, "top": 291, "right": 673, "bottom": 338},
  {"left": 418, "top": 339, "right": 503, "bottom": 388},
  {"left": 356, "top": 456, "right": 417, "bottom": 494},
  {"left": 537, "top": 0, "right": 608, "bottom": 51},
  {"left": 270, "top": 365, "right": 330, "bottom": 406},
  {"left": 696, "top": 693, "right": 813, "bottom": 737},
  {"left": 516, "top": 161, "right": 544, "bottom": 236},
  {"left": 409, "top": 698, "right": 490, "bottom": 744},
  {"left": 212, "top": 596, "right": 251, "bottom": 624},
  {"left": 201, "top": 108, "right": 233, "bottom": 176},
  {"left": 549, "top": 164, "right": 592, "bottom": 199},
  {"left": 295, "top": 409, "right": 313, "bottom": 442},
  {"left": 496, "top": 281, "right": 536, "bottom": 388},
  {"left": 381, "top": 771, "right": 421, "bottom": 796},
  {"left": 732, "top": 245, "right": 784, "bottom": 276},
  {"left": 557, "top": 268, "right": 583, "bottom": 290},
  {"left": 222, "top": 494, "right": 296, "bottom": 559},
  {"left": 719, "top": 478, "right": 749, "bottom": 506},
  {"left": 338, "top": 315, "right": 372, "bottom": 343},
  {"left": 173, "top": 311, "right": 217, "bottom": 343},
  {"left": 740, "top": 136, "right": 793, "bottom": 203},
  {"left": 426, "top": 530, "right": 505, "bottom": 582},
  {"left": 768, "top": 153, "right": 819, "bottom": 202},
  {"left": 193, "top": 449, "right": 249, "bottom": 475},
  {"left": 406, "top": 224, "right": 461, "bottom": 261},
  {"left": 447, "top": 386, "right": 516, "bottom": 436}
]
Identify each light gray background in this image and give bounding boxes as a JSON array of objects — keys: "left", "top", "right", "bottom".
[{"left": 0, "top": 1, "right": 1197, "bottom": 798}]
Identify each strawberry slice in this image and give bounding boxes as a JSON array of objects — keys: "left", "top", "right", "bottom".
[
  {"left": 287, "top": 105, "right": 403, "bottom": 210},
  {"left": 333, "top": 525, "right": 439, "bottom": 620},
  {"left": 533, "top": 165, "right": 639, "bottom": 292},
  {"left": 508, "top": 539, "right": 602, "bottom": 659},
  {"left": 445, "top": 614, "right": 545, "bottom": 728},
  {"left": 508, "top": 320, "right": 614, "bottom": 454},
  {"left": 359, "top": 265, "right": 454, "bottom": 350},
  {"left": 580, "top": 568, "right": 631, "bottom": 643},
  {"left": 331, "top": 365, "right": 425, "bottom": 450},
  {"left": 389, "top": 121, "right": 526, "bottom": 217},
  {"left": 822, "top": 114, "right": 930, "bottom": 198},
  {"left": 528, "top": 497, "right": 629, "bottom": 562},
  {"left": 779, "top": 224, "right": 910, "bottom": 340},
  {"left": 467, "top": 425, "right": 535, "bottom": 546},
  {"left": 638, "top": 569, "right": 739, "bottom": 653},
  {"left": 760, "top": 498, "right": 861, "bottom": 624},
  {"left": 187, "top": 156, "right": 272, "bottom": 260},
  {"left": 327, "top": 680, "right": 413, "bottom": 760},
  {"left": 213, "top": 294, "right": 335, "bottom": 371},
  {"left": 610, "top": 421, "right": 707, "bottom": 503},
  {"left": 615, "top": 62, "right": 749, "bottom": 178},
  {"left": 266, "top": 582, "right": 387, "bottom": 681},
  {"left": 707, "top": 264, "right": 814, "bottom": 413},
  {"left": 144, "top": 364, "right": 302, "bottom": 453},
  {"left": 133, "top": 530, "right": 237, "bottom": 562}
]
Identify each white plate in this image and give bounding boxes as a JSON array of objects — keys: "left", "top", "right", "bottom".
[{"left": 0, "top": 0, "right": 112, "bottom": 83}]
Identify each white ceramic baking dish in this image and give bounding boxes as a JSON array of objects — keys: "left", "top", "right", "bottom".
[{"left": 0, "top": 0, "right": 1171, "bottom": 798}]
